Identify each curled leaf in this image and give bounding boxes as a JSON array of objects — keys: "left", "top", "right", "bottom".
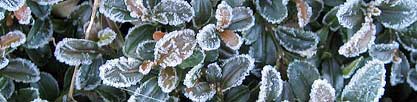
[
  {"left": 158, "top": 67, "right": 179, "bottom": 93},
  {"left": 197, "top": 24, "right": 221, "bottom": 51},
  {"left": 257, "top": 65, "right": 283, "bottom": 102},
  {"left": 309, "top": 79, "right": 336, "bottom": 102},
  {"left": 220, "top": 30, "right": 243, "bottom": 50},
  {"left": 139, "top": 60, "right": 154, "bottom": 75},
  {"left": 152, "top": 0, "right": 194, "bottom": 26},
  {"left": 97, "top": 28, "right": 117, "bottom": 47},
  {"left": 99, "top": 57, "right": 143, "bottom": 88},
  {"left": 54, "top": 38, "right": 100, "bottom": 66},
  {"left": 123, "top": 24, "right": 155, "bottom": 59},
  {"left": 216, "top": 1, "right": 233, "bottom": 30}
]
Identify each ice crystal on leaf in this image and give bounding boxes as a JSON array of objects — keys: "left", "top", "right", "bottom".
[
  {"left": 99, "top": 57, "right": 143, "bottom": 88},
  {"left": 75, "top": 58, "right": 104, "bottom": 90},
  {"left": 99, "top": 0, "right": 137, "bottom": 23},
  {"left": 184, "top": 82, "right": 216, "bottom": 102},
  {"left": 127, "top": 77, "right": 169, "bottom": 102},
  {"left": 32, "top": 0, "right": 63, "bottom": 5},
  {"left": 0, "top": 58, "right": 40, "bottom": 83},
  {"left": 0, "top": 0, "right": 26, "bottom": 11},
  {"left": 197, "top": 24, "right": 221, "bottom": 51},
  {"left": 219, "top": 30, "right": 243, "bottom": 50},
  {"left": 255, "top": 0, "right": 289, "bottom": 24},
  {"left": 135, "top": 40, "right": 156, "bottom": 61},
  {"left": 97, "top": 28, "right": 117, "bottom": 47},
  {"left": 0, "top": 55, "right": 9, "bottom": 70},
  {"left": 341, "top": 60, "right": 386, "bottom": 102},
  {"left": 275, "top": 26, "right": 319, "bottom": 58},
  {"left": 0, "top": 8, "right": 5, "bottom": 21},
  {"left": 0, "top": 30, "right": 26, "bottom": 49},
  {"left": 336, "top": 0, "right": 364, "bottom": 29},
  {"left": 309, "top": 79, "right": 336, "bottom": 102},
  {"left": 152, "top": 0, "right": 194, "bottom": 26},
  {"left": 376, "top": 0, "right": 417, "bottom": 30},
  {"left": 295, "top": 0, "right": 312, "bottom": 27},
  {"left": 54, "top": 38, "right": 100, "bottom": 66},
  {"left": 287, "top": 60, "right": 320, "bottom": 102},
  {"left": 158, "top": 67, "right": 179, "bottom": 93},
  {"left": 216, "top": 1, "right": 233, "bottom": 30},
  {"left": 184, "top": 64, "right": 202, "bottom": 88},
  {"left": 257, "top": 65, "right": 283, "bottom": 102},
  {"left": 154, "top": 29, "right": 197, "bottom": 68},
  {"left": 227, "top": 7, "right": 255, "bottom": 32},
  {"left": 125, "top": 0, "right": 148, "bottom": 19},
  {"left": 338, "top": 21, "right": 376, "bottom": 57},
  {"left": 407, "top": 69, "right": 417, "bottom": 91},
  {"left": 25, "top": 19, "right": 53, "bottom": 49},
  {"left": 14, "top": 5, "right": 32, "bottom": 25},
  {"left": 368, "top": 42, "right": 399, "bottom": 64},
  {"left": 221, "top": 54, "right": 255, "bottom": 91},
  {"left": 205, "top": 63, "right": 222, "bottom": 83},
  {"left": 390, "top": 51, "right": 410, "bottom": 86}
]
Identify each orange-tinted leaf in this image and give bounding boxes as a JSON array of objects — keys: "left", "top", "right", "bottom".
[
  {"left": 153, "top": 31, "right": 165, "bottom": 41},
  {"left": 220, "top": 30, "right": 242, "bottom": 50},
  {"left": 13, "top": 5, "right": 32, "bottom": 25},
  {"left": 295, "top": 0, "right": 312, "bottom": 27}
]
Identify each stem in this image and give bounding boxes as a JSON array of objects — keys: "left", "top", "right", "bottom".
[
  {"left": 85, "top": 0, "right": 101, "bottom": 40},
  {"left": 68, "top": 65, "right": 80, "bottom": 102}
]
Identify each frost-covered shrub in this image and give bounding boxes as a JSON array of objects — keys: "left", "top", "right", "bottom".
[{"left": 0, "top": 0, "right": 417, "bottom": 101}]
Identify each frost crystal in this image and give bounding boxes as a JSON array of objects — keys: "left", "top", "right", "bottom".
[
  {"left": 221, "top": 54, "right": 255, "bottom": 91},
  {"left": 275, "top": 26, "right": 319, "bottom": 58},
  {"left": 14, "top": 5, "right": 32, "bottom": 25},
  {"left": 154, "top": 29, "right": 197, "bottom": 68},
  {"left": 255, "top": 0, "right": 289, "bottom": 24},
  {"left": 257, "top": 65, "right": 283, "bottom": 102},
  {"left": 99, "top": 57, "right": 143, "bottom": 88},
  {"left": 0, "top": 0, "right": 26, "bottom": 11},
  {"left": 54, "top": 38, "right": 100, "bottom": 66},
  {"left": 0, "top": 30, "right": 26, "bottom": 49},
  {"left": 32, "top": 0, "right": 63, "bottom": 5},
  {"left": 97, "top": 28, "right": 117, "bottom": 47},
  {"left": 158, "top": 67, "right": 179, "bottom": 93},
  {"left": 0, "top": 8, "right": 5, "bottom": 21},
  {"left": 197, "top": 24, "right": 221, "bottom": 51},
  {"left": 184, "top": 64, "right": 203, "bottom": 88},
  {"left": 152, "top": 0, "right": 194, "bottom": 26},
  {"left": 368, "top": 42, "right": 399, "bottom": 64},
  {"left": 135, "top": 40, "right": 156, "bottom": 60},
  {"left": 25, "top": 19, "right": 53, "bottom": 49},
  {"left": 184, "top": 82, "right": 216, "bottom": 102},
  {"left": 377, "top": 0, "right": 417, "bottom": 30},
  {"left": 75, "top": 58, "right": 104, "bottom": 90},
  {"left": 125, "top": 0, "right": 148, "bottom": 19},
  {"left": 1, "top": 58, "right": 40, "bottom": 83},
  {"left": 287, "top": 60, "right": 320, "bottom": 102},
  {"left": 338, "top": 22, "right": 376, "bottom": 57},
  {"left": 390, "top": 52, "right": 410, "bottom": 86},
  {"left": 127, "top": 77, "right": 169, "bottom": 102},
  {"left": 309, "top": 79, "right": 336, "bottom": 102},
  {"left": 295, "top": 0, "right": 312, "bottom": 27},
  {"left": 215, "top": 1, "right": 233, "bottom": 30},
  {"left": 99, "top": 0, "right": 137, "bottom": 23},
  {"left": 407, "top": 69, "right": 417, "bottom": 91},
  {"left": 219, "top": 30, "right": 243, "bottom": 50},
  {"left": 341, "top": 60, "right": 386, "bottom": 102},
  {"left": 336, "top": 0, "right": 364, "bottom": 28}
]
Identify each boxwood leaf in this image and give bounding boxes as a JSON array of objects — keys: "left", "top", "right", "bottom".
[
  {"left": 275, "top": 26, "right": 319, "bottom": 58},
  {"left": 226, "top": 7, "right": 255, "bottom": 32},
  {"left": 32, "top": 0, "right": 63, "bottom": 5},
  {"left": 184, "top": 82, "right": 216, "bottom": 102},
  {"left": 191, "top": 0, "right": 213, "bottom": 28},
  {"left": 99, "top": 0, "right": 137, "bottom": 23},
  {"left": 0, "top": 58, "right": 40, "bottom": 83},
  {"left": 407, "top": 69, "right": 417, "bottom": 91},
  {"left": 320, "top": 58, "right": 344, "bottom": 96},
  {"left": 27, "top": 0, "right": 52, "bottom": 20},
  {"left": 216, "top": 1, "right": 233, "bottom": 30},
  {"left": 1, "top": 30, "right": 26, "bottom": 49},
  {"left": 152, "top": 0, "right": 194, "bottom": 26},
  {"left": 287, "top": 60, "right": 320, "bottom": 102},
  {"left": 99, "top": 57, "right": 143, "bottom": 88},
  {"left": 184, "top": 64, "right": 203, "bottom": 88},
  {"left": 0, "top": 0, "right": 25, "bottom": 11},
  {"left": 255, "top": 0, "right": 289, "bottom": 24},
  {"left": 75, "top": 57, "right": 104, "bottom": 90},
  {"left": 377, "top": 0, "right": 417, "bottom": 30},
  {"left": 197, "top": 24, "right": 221, "bottom": 51},
  {"left": 219, "top": 30, "right": 243, "bottom": 50},
  {"left": 136, "top": 40, "right": 156, "bottom": 61},
  {"left": 341, "top": 60, "right": 386, "bottom": 102},
  {"left": 123, "top": 24, "right": 155, "bottom": 59},
  {"left": 390, "top": 51, "right": 410, "bottom": 86},
  {"left": 54, "top": 38, "right": 100, "bottom": 66},
  {"left": 221, "top": 54, "right": 255, "bottom": 91},
  {"left": 309, "top": 79, "right": 336, "bottom": 102},
  {"left": 30, "top": 72, "right": 59, "bottom": 101},
  {"left": 25, "top": 19, "right": 53, "bottom": 49},
  {"left": 306, "top": 0, "right": 324, "bottom": 22},
  {"left": 205, "top": 63, "right": 222, "bottom": 83},
  {"left": 396, "top": 23, "right": 417, "bottom": 52},
  {"left": 257, "top": 65, "right": 283, "bottom": 102},
  {"left": 127, "top": 77, "right": 169, "bottom": 102},
  {"left": 158, "top": 67, "right": 179, "bottom": 93},
  {"left": 368, "top": 42, "right": 399, "bottom": 64},
  {"left": 178, "top": 48, "right": 206, "bottom": 69},
  {"left": 154, "top": 29, "right": 197, "bottom": 68},
  {"left": 336, "top": 0, "right": 364, "bottom": 28}
]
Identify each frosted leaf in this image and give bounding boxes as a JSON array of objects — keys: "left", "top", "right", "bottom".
[
  {"left": 396, "top": 26, "right": 417, "bottom": 52},
  {"left": 123, "top": 24, "right": 155, "bottom": 59},
  {"left": 152, "top": 0, "right": 194, "bottom": 26},
  {"left": 256, "top": 65, "right": 283, "bottom": 102},
  {"left": 139, "top": 60, "right": 154, "bottom": 75},
  {"left": 30, "top": 98, "right": 48, "bottom": 102},
  {"left": 309, "top": 79, "right": 336, "bottom": 102},
  {"left": 0, "top": 8, "right": 5, "bottom": 21},
  {"left": 287, "top": 60, "right": 320, "bottom": 102},
  {"left": 295, "top": 0, "right": 312, "bottom": 27},
  {"left": 219, "top": 30, "right": 243, "bottom": 50},
  {"left": 29, "top": 72, "right": 59, "bottom": 101},
  {"left": 158, "top": 67, "right": 179, "bottom": 93},
  {"left": 184, "top": 64, "right": 203, "bottom": 88},
  {"left": 125, "top": 0, "right": 148, "bottom": 19},
  {"left": 127, "top": 77, "right": 169, "bottom": 102},
  {"left": 338, "top": 22, "right": 376, "bottom": 57},
  {"left": 14, "top": 5, "right": 32, "bottom": 25},
  {"left": 226, "top": 7, "right": 255, "bottom": 32},
  {"left": 0, "top": 58, "right": 40, "bottom": 83},
  {"left": 205, "top": 63, "right": 222, "bottom": 83},
  {"left": 215, "top": 1, "right": 233, "bottom": 30},
  {"left": 97, "top": 28, "right": 117, "bottom": 47},
  {"left": 306, "top": 0, "right": 324, "bottom": 22},
  {"left": 336, "top": 0, "right": 364, "bottom": 28},
  {"left": 13, "top": 87, "right": 40, "bottom": 102},
  {"left": 25, "top": 19, "right": 53, "bottom": 49},
  {"left": 342, "top": 57, "right": 366, "bottom": 79},
  {"left": 177, "top": 48, "right": 206, "bottom": 68},
  {"left": 32, "top": 0, "right": 63, "bottom": 5},
  {"left": 99, "top": 0, "right": 137, "bottom": 23},
  {"left": 0, "top": 30, "right": 26, "bottom": 49},
  {"left": 322, "top": 6, "right": 341, "bottom": 31},
  {"left": 390, "top": 51, "right": 410, "bottom": 86},
  {"left": 0, "top": 54, "right": 8, "bottom": 69},
  {"left": 0, "top": 77, "right": 14, "bottom": 99},
  {"left": 0, "top": 0, "right": 25, "bottom": 11},
  {"left": 255, "top": 0, "right": 289, "bottom": 24},
  {"left": 197, "top": 24, "right": 221, "bottom": 51},
  {"left": 154, "top": 29, "right": 197, "bottom": 68},
  {"left": 407, "top": 69, "right": 417, "bottom": 91},
  {"left": 341, "top": 60, "right": 386, "bottom": 102},
  {"left": 275, "top": 26, "right": 319, "bottom": 58},
  {"left": 99, "top": 57, "right": 143, "bottom": 88},
  {"left": 368, "top": 42, "right": 399, "bottom": 64},
  {"left": 75, "top": 58, "right": 104, "bottom": 90},
  {"left": 191, "top": 0, "right": 213, "bottom": 28},
  {"left": 54, "top": 38, "right": 100, "bottom": 66},
  {"left": 377, "top": 0, "right": 417, "bottom": 30},
  {"left": 221, "top": 54, "right": 255, "bottom": 91},
  {"left": 184, "top": 82, "right": 216, "bottom": 102}
]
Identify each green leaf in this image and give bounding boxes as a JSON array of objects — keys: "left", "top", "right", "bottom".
[
  {"left": 0, "top": 0, "right": 25, "bottom": 11},
  {"left": 225, "top": 85, "right": 250, "bottom": 102},
  {"left": 152, "top": 0, "right": 194, "bottom": 26},
  {"left": 30, "top": 72, "right": 59, "bottom": 101},
  {"left": 95, "top": 85, "right": 126, "bottom": 102},
  {"left": 75, "top": 57, "right": 104, "bottom": 90},
  {"left": 309, "top": 79, "right": 336, "bottom": 102},
  {"left": 322, "top": 6, "right": 340, "bottom": 31},
  {"left": 322, "top": 0, "right": 344, "bottom": 6},
  {"left": 341, "top": 60, "right": 386, "bottom": 102},
  {"left": 275, "top": 26, "right": 319, "bottom": 58},
  {"left": 226, "top": 7, "right": 255, "bottom": 32},
  {"left": 54, "top": 38, "right": 100, "bottom": 66},
  {"left": 336, "top": 0, "right": 364, "bottom": 28},
  {"left": 123, "top": 24, "right": 155, "bottom": 59},
  {"left": 306, "top": 0, "right": 324, "bottom": 22},
  {"left": 0, "top": 77, "right": 14, "bottom": 99},
  {"left": 0, "top": 30, "right": 27, "bottom": 49},
  {"left": 320, "top": 58, "right": 343, "bottom": 96},
  {"left": 377, "top": 0, "right": 417, "bottom": 30},
  {"left": 135, "top": 40, "right": 156, "bottom": 60},
  {"left": 99, "top": 57, "right": 143, "bottom": 88},
  {"left": 224, "top": 0, "right": 244, "bottom": 7},
  {"left": 342, "top": 56, "right": 366, "bottom": 78},
  {"left": 24, "top": 19, "right": 53, "bottom": 49},
  {"left": 25, "top": 45, "right": 52, "bottom": 66},
  {"left": 27, "top": 0, "right": 52, "bottom": 20},
  {"left": 0, "top": 94, "right": 6, "bottom": 102},
  {"left": 390, "top": 51, "right": 410, "bottom": 86},
  {"left": 249, "top": 29, "right": 278, "bottom": 65},
  {"left": 191, "top": 0, "right": 213, "bottom": 28},
  {"left": 10, "top": 87, "right": 40, "bottom": 102},
  {"left": 184, "top": 64, "right": 202, "bottom": 88},
  {"left": 257, "top": 65, "right": 283, "bottom": 102},
  {"left": 128, "top": 77, "right": 169, "bottom": 102},
  {"left": 158, "top": 67, "right": 179, "bottom": 93},
  {"left": 287, "top": 60, "right": 320, "bottom": 102},
  {"left": 396, "top": 23, "right": 417, "bottom": 52},
  {"left": 99, "top": 0, "right": 137, "bottom": 22},
  {"left": 0, "top": 8, "right": 5, "bottom": 21},
  {"left": 0, "top": 58, "right": 40, "bottom": 83},
  {"left": 184, "top": 82, "right": 216, "bottom": 102},
  {"left": 97, "top": 28, "right": 117, "bottom": 47},
  {"left": 178, "top": 48, "right": 206, "bottom": 69},
  {"left": 205, "top": 63, "right": 222, "bottom": 83},
  {"left": 221, "top": 54, "right": 255, "bottom": 91},
  {"left": 196, "top": 24, "right": 221, "bottom": 51},
  {"left": 255, "top": 0, "right": 289, "bottom": 24},
  {"left": 368, "top": 42, "right": 399, "bottom": 64}
]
